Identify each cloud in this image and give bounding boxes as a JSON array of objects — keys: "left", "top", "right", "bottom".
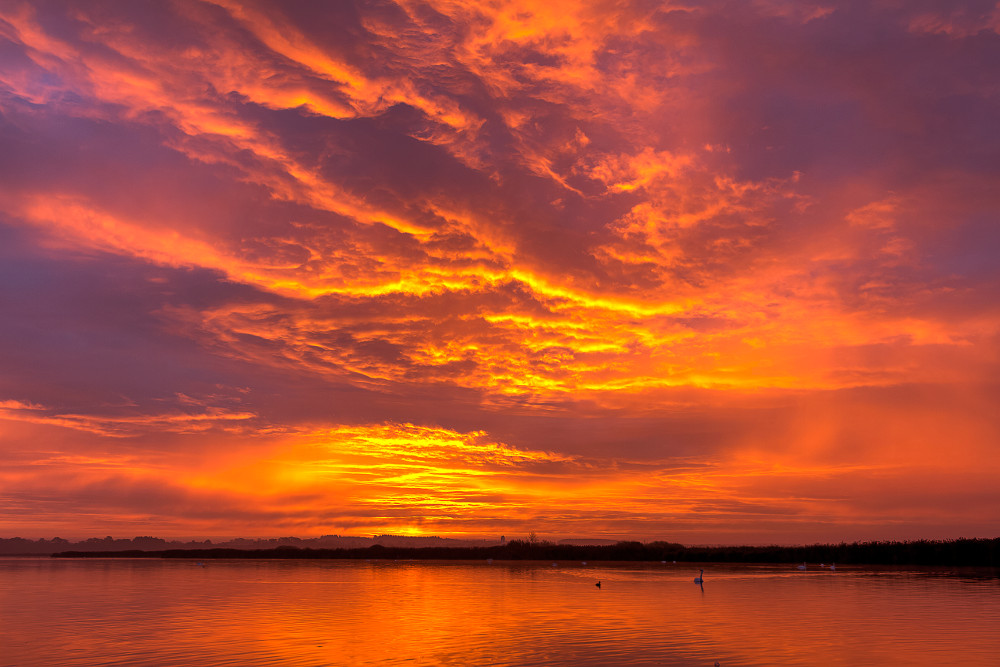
[{"left": 0, "top": 0, "right": 998, "bottom": 542}]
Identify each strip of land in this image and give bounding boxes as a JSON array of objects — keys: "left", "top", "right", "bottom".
[{"left": 49, "top": 537, "right": 1000, "bottom": 567}]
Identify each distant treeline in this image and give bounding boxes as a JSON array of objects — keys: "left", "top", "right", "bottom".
[
  {"left": 52, "top": 537, "right": 1000, "bottom": 567},
  {"left": 0, "top": 533, "right": 496, "bottom": 555}
]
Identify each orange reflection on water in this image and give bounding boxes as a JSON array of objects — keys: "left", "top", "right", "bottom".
[{"left": 2, "top": 559, "right": 999, "bottom": 666}]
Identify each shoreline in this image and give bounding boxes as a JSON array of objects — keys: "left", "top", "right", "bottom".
[{"left": 47, "top": 536, "right": 1000, "bottom": 567}]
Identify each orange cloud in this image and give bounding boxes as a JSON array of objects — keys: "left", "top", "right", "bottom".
[{"left": 1, "top": 0, "right": 998, "bottom": 543}]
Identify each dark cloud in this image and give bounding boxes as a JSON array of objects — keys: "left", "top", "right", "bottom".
[{"left": 1, "top": 0, "right": 998, "bottom": 542}]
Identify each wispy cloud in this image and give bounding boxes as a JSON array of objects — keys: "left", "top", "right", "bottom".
[{"left": 1, "top": 0, "right": 998, "bottom": 541}]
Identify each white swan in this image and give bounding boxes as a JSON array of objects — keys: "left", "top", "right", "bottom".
[{"left": 694, "top": 569, "right": 704, "bottom": 584}]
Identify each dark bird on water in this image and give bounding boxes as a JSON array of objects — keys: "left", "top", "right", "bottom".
[{"left": 595, "top": 580, "right": 601, "bottom": 588}]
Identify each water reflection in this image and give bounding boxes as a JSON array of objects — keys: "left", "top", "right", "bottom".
[{"left": 1, "top": 558, "right": 998, "bottom": 666}]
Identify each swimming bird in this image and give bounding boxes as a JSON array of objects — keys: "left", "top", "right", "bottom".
[
  {"left": 595, "top": 580, "right": 601, "bottom": 588},
  {"left": 797, "top": 562, "right": 807, "bottom": 570},
  {"left": 830, "top": 563, "right": 836, "bottom": 571},
  {"left": 694, "top": 570, "right": 704, "bottom": 584}
]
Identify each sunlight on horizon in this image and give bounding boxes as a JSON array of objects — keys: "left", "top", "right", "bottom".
[{"left": 0, "top": 0, "right": 998, "bottom": 543}]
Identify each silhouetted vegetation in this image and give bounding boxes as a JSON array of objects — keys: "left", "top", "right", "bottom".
[
  {"left": 49, "top": 536, "right": 1000, "bottom": 567},
  {"left": 0, "top": 535, "right": 208, "bottom": 555},
  {"left": 0, "top": 533, "right": 492, "bottom": 555}
]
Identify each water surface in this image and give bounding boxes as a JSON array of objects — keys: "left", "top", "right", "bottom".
[{"left": 2, "top": 558, "right": 997, "bottom": 665}]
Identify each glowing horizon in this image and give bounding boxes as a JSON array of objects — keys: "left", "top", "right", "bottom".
[{"left": 1, "top": 0, "right": 998, "bottom": 545}]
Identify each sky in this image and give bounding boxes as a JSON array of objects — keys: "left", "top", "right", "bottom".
[{"left": 1, "top": 0, "right": 999, "bottom": 545}]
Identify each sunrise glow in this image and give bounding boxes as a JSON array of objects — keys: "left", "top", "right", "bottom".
[{"left": 1, "top": 0, "right": 998, "bottom": 544}]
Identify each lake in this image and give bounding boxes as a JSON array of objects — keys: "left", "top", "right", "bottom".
[{"left": 1, "top": 558, "right": 998, "bottom": 665}]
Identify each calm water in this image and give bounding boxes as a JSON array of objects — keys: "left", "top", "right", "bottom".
[{"left": 1, "top": 558, "right": 998, "bottom": 666}]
